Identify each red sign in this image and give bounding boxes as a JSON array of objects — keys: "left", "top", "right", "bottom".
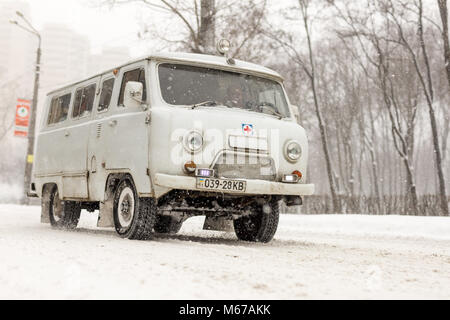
[{"left": 14, "top": 98, "right": 31, "bottom": 137}]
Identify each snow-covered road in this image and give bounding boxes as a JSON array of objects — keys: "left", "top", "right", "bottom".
[{"left": 1, "top": 204, "right": 449, "bottom": 299}]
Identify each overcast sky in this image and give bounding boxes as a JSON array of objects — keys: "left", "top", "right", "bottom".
[
  {"left": 27, "top": 0, "right": 148, "bottom": 56},
  {"left": 23, "top": 0, "right": 293, "bottom": 57}
]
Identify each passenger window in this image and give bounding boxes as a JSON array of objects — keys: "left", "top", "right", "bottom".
[
  {"left": 72, "top": 84, "right": 96, "bottom": 119},
  {"left": 118, "top": 68, "right": 147, "bottom": 106},
  {"left": 47, "top": 93, "right": 71, "bottom": 125},
  {"left": 80, "top": 84, "right": 96, "bottom": 116},
  {"left": 72, "top": 89, "right": 83, "bottom": 118},
  {"left": 98, "top": 78, "right": 115, "bottom": 112},
  {"left": 47, "top": 97, "right": 58, "bottom": 125}
]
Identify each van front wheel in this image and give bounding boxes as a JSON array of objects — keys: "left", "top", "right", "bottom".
[
  {"left": 233, "top": 200, "right": 280, "bottom": 243},
  {"left": 113, "top": 178, "right": 156, "bottom": 240}
]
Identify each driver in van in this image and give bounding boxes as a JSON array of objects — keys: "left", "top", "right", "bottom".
[{"left": 225, "top": 83, "right": 245, "bottom": 108}]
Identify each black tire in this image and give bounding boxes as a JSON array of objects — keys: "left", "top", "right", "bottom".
[
  {"left": 154, "top": 215, "right": 183, "bottom": 234},
  {"left": 234, "top": 200, "right": 280, "bottom": 243},
  {"left": 113, "top": 177, "right": 157, "bottom": 240},
  {"left": 48, "top": 185, "right": 81, "bottom": 229}
]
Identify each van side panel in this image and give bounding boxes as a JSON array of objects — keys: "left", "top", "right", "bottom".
[
  {"left": 34, "top": 78, "right": 100, "bottom": 200},
  {"left": 34, "top": 91, "right": 79, "bottom": 198},
  {"left": 87, "top": 61, "right": 152, "bottom": 201},
  {"left": 87, "top": 111, "right": 151, "bottom": 200}
]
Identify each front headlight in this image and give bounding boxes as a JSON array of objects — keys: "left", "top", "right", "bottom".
[
  {"left": 284, "top": 140, "right": 302, "bottom": 162},
  {"left": 184, "top": 131, "right": 203, "bottom": 153}
]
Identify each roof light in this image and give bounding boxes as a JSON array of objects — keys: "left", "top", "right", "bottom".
[{"left": 217, "top": 39, "right": 231, "bottom": 56}]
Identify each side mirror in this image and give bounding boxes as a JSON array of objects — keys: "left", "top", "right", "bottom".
[
  {"left": 291, "top": 105, "right": 300, "bottom": 122},
  {"left": 124, "top": 81, "right": 143, "bottom": 108}
]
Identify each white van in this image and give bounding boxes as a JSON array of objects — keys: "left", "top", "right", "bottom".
[{"left": 32, "top": 50, "right": 314, "bottom": 243}]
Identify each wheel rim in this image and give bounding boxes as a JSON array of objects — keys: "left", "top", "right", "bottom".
[
  {"left": 118, "top": 187, "right": 135, "bottom": 229},
  {"left": 52, "top": 190, "right": 64, "bottom": 222}
]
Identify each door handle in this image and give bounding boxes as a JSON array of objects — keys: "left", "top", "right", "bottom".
[
  {"left": 64, "top": 130, "right": 70, "bottom": 137},
  {"left": 109, "top": 120, "right": 117, "bottom": 127}
]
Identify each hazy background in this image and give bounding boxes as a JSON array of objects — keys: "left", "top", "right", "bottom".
[{"left": 0, "top": 0, "right": 449, "bottom": 215}]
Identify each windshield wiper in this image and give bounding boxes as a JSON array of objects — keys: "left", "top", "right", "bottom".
[
  {"left": 258, "top": 104, "right": 284, "bottom": 119},
  {"left": 191, "top": 100, "right": 219, "bottom": 109}
]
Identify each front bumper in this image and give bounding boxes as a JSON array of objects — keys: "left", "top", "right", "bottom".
[{"left": 154, "top": 173, "right": 315, "bottom": 196}]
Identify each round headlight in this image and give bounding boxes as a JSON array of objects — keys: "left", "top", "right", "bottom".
[
  {"left": 184, "top": 131, "right": 203, "bottom": 153},
  {"left": 285, "top": 141, "right": 302, "bottom": 162}
]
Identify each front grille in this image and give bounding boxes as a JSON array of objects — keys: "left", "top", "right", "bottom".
[{"left": 213, "top": 152, "right": 276, "bottom": 181}]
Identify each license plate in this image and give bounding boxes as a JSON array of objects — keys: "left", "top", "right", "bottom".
[{"left": 196, "top": 178, "right": 247, "bottom": 193}]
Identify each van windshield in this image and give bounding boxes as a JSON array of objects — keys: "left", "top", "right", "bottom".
[{"left": 158, "top": 63, "right": 291, "bottom": 118}]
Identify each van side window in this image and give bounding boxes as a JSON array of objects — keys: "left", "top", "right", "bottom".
[
  {"left": 47, "top": 97, "right": 58, "bottom": 125},
  {"left": 47, "top": 93, "right": 71, "bottom": 125},
  {"left": 98, "top": 78, "right": 115, "bottom": 112},
  {"left": 73, "top": 89, "right": 83, "bottom": 118},
  {"left": 118, "top": 68, "right": 147, "bottom": 106},
  {"left": 72, "top": 84, "right": 96, "bottom": 118}
]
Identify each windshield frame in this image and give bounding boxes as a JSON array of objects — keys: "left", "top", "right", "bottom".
[{"left": 154, "top": 61, "right": 292, "bottom": 119}]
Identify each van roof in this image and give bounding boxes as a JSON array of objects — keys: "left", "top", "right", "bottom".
[{"left": 46, "top": 52, "right": 284, "bottom": 96}]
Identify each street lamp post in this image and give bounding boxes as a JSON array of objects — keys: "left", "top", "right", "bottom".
[{"left": 10, "top": 12, "right": 41, "bottom": 205}]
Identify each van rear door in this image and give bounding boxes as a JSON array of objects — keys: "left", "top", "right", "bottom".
[
  {"left": 86, "top": 72, "right": 117, "bottom": 201},
  {"left": 62, "top": 78, "right": 100, "bottom": 199}
]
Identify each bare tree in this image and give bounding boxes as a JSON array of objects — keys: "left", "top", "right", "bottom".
[
  {"left": 385, "top": 0, "right": 448, "bottom": 215},
  {"left": 215, "top": 1, "right": 269, "bottom": 61},
  {"left": 437, "top": 0, "right": 450, "bottom": 164},
  {"left": 101, "top": 0, "right": 268, "bottom": 58},
  {"left": 330, "top": 0, "right": 423, "bottom": 214},
  {"left": 437, "top": 0, "right": 450, "bottom": 89},
  {"left": 198, "top": 0, "right": 215, "bottom": 53},
  {"left": 101, "top": 0, "right": 216, "bottom": 52},
  {"left": 266, "top": 0, "right": 342, "bottom": 213}
]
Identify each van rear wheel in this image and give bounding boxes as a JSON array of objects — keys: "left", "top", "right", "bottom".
[
  {"left": 48, "top": 185, "right": 81, "bottom": 229},
  {"left": 113, "top": 178, "right": 157, "bottom": 240},
  {"left": 233, "top": 200, "right": 280, "bottom": 243}
]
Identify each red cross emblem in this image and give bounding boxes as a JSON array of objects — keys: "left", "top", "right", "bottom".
[{"left": 242, "top": 124, "right": 253, "bottom": 136}]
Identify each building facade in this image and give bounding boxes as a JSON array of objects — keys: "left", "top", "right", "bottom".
[{"left": 0, "top": 0, "right": 34, "bottom": 94}]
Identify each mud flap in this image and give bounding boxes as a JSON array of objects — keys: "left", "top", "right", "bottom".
[
  {"left": 98, "top": 200, "right": 114, "bottom": 227},
  {"left": 40, "top": 200, "right": 50, "bottom": 224},
  {"left": 97, "top": 179, "right": 115, "bottom": 228},
  {"left": 203, "top": 217, "right": 234, "bottom": 232},
  {"left": 40, "top": 186, "right": 51, "bottom": 224}
]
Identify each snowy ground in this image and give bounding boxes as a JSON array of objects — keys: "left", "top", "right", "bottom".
[
  {"left": 0, "top": 204, "right": 449, "bottom": 299},
  {"left": 0, "top": 184, "right": 22, "bottom": 204}
]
